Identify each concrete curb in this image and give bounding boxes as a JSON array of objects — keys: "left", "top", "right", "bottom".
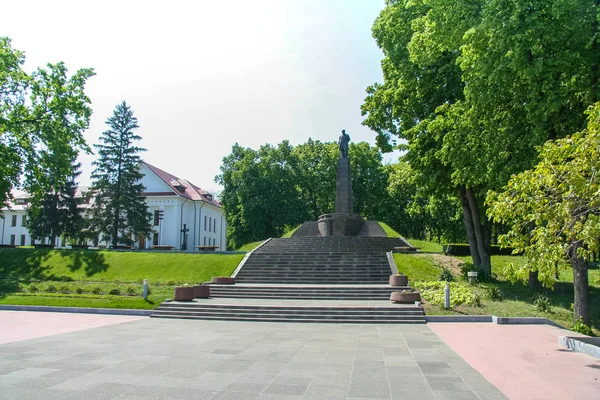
[
  {"left": 426, "top": 315, "right": 493, "bottom": 323},
  {"left": 231, "top": 238, "right": 271, "bottom": 278},
  {"left": 386, "top": 251, "right": 398, "bottom": 275},
  {"left": 559, "top": 336, "right": 600, "bottom": 359},
  {"left": 492, "top": 316, "right": 564, "bottom": 328},
  {"left": 0, "top": 305, "right": 152, "bottom": 316},
  {"left": 426, "top": 315, "right": 565, "bottom": 328}
]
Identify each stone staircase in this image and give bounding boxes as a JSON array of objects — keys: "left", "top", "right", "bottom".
[
  {"left": 208, "top": 283, "right": 410, "bottom": 300},
  {"left": 152, "top": 300, "right": 425, "bottom": 323},
  {"left": 152, "top": 235, "right": 425, "bottom": 323}
]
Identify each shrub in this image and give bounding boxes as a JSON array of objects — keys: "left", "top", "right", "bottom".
[
  {"left": 59, "top": 284, "right": 71, "bottom": 294},
  {"left": 533, "top": 294, "right": 551, "bottom": 312},
  {"left": 125, "top": 286, "right": 137, "bottom": 296},
  {"left": 413, "top": 281, "right": 481, "bottom": 307},
  {"left": 91, "top": 286, "right": 102, "bottom": 295},
  {"left": 443, "top": 244, "right": 521, "bottom": 256},
  {"left": 167, "top": 280, "right": 176, "bottom": 286},
  {"left": 459, "top": 262, "right": 495, "bottom": 282},
  {"left": 45, "top": 284, "right": 57, "bottom": 293},
  {"left": 572, "top": 317, "right": 594, "bottom": 336},
  {"left": 28, "top": 284, "right": 39, "bottom": 293},
  {"left": 108, "top": 288, "right": 121, "bottom": 296},
  {"left": 439, "top": 268, "right": 455, "bottom": 282},
  {"left": 486, "top": 286, "right": 503, "bottom": 302},
  {"left": 75, "top": 287, "right": 85, "bottom": 294},
  {"left": 460, "top": 262, "right": 479, "bottom": 279}
]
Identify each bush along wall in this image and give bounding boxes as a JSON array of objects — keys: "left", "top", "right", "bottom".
[{"left": 443, "top": 244, "right": 521, "bottom": 256}]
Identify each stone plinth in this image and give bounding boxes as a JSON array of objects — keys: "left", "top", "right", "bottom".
[
  {"left": 335, "top": 158, "right": 353, "bottom": 214},
  {"left": 318, "top": 213, "right": 363, "bottom": 236}
]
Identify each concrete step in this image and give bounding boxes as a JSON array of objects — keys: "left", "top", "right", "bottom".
[
  {"left": 151, "top": 314, "right": 426, "bottom": 324},
  {"left": 151, "top": 301, "right": 426, "bottom": 324}
]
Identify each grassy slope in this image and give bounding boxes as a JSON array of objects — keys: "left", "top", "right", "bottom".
[
  {"left": 393, "top": 254, "right": 442, "bottom": 281},
  {"left": 379, "top": 222, "right": 443, "bottom": 252},
  {"left": 0, "top": 249, "right": 244, "bottom": 284},
  {"left": 0, "top": 248, "right": 243, "bottom": 309},
  {"left": 236, "top": 241, "right": 266, "bottom": 252}
]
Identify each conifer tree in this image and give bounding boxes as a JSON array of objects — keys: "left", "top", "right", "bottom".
[
  {"left": 90, "top": 101, "right": 151, "bottom": 247},
  {"left": 27, "top": 161, "right": 83, "bottom": 247}
]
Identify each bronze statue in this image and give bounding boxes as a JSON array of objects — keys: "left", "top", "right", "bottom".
[{"left": 338, "top": 129, "right": 350, "bottom": 158}]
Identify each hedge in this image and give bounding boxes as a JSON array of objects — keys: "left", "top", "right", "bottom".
[{"left": 443, "top": 244, "right": 520, "bottom": 256}]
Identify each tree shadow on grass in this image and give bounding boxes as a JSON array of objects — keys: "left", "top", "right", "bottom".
[
  {"left": 491, "top": 279, "right": 600, "bottom": 328},
  {"left": 57, "top": 249, "right": 109, "bottom": 276},
  {"left": 0, "top": 248, "right": 110, "bottom": 298}
]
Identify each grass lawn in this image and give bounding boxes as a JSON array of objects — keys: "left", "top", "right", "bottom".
[
  {"left": 421, "top": 251, "right": 600, "bottom": 333},
  {"left": 235, "top": 240, "right": 266, "bottom": 252},
  {"left": 0, "top": 248, "right": 243, "bottom": 309},
  {"left": 393, "top": 254, "right": 444, "bottom": 281}
]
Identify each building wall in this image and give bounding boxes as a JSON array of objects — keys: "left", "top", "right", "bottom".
[
  {"left": 0, "top": 210, "right": 31, "bottom": 246},
  {"left": 1, "top": 167, "right": 227, "bottom": 251}
]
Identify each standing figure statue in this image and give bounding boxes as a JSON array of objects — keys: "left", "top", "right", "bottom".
[{"left": 338, "top": 129, "right": 350, "bottom": 158}]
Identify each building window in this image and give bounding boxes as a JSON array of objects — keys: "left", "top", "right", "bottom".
[
  {"left": 153, "top": 232, "right": 159, "bottom": 246},
  {"left": 204, "top": 216, "right": 207, "bottom": 230},
  {"left": 203, "top": 236, "right": 206, "bottom": 245},
  {"left": 20, "top": 235, "right": 25, "bottom": 246},
  {"left": 154, "top": 210, "right": 160, "bottom": 226},
  {"left": 10, "top": 235, "right": 15, "bottom": 246},
  {"left": 209, "top": 217, "right": 212, "bottom": 232},
  {"left": 213, "top": 218, "right": 216, "bottom": 233},
  {"left": 11, "top": 215, "right": 17, "bottom": 227},
  {"left": 21, "top": 215, "right": 27, "bottom": 226}
]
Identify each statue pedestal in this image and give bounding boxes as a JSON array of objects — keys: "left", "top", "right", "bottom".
[{"left": 317, "top": 213, "right": 363, "bottom": 237}]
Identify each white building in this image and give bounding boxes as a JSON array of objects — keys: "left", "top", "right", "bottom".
[{"left": 0, "top": 161, "right": 227, "bottom": 251}]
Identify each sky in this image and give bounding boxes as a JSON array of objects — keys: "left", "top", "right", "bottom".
[{"left": 2, "top": 0, "right": 395, "bottom": 193}]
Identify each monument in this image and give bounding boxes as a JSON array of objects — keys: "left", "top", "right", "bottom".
[{"left": 317, "top": 129, "right": 364, "bottom": 236}]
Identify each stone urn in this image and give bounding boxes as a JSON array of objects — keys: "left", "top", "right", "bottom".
[
  {"left": 174, "top": 286, "right": 194, "bottom": 301},
  {"left": 211, "top": 276, "right": 235, "bottom": 284},
  {"left": 389, "top": 274, "right": 408, "bottom": 287},
  {"left": 390, "top": 291, "right": 421, "bottom": 304},
  {"left": 193, "top": 284, "right": 210, "bottom": 298}
]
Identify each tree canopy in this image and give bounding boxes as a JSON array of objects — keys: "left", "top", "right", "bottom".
[
  {"left": 362, "top": 0, "right": 600, "bottom": 275},
  {"left": 488, "top": 102, "right": 600, "bottom": 325},
  {"left": 0, "top": 37, "right": 94, "bottom": 209}
]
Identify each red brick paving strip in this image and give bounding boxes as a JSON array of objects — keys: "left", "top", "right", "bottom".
[
  {"left": 0, "top": 310, "right": 146, "bottom": 345},
  {"left": 429, "top": 323, "right": 600, "bottom": 400}
]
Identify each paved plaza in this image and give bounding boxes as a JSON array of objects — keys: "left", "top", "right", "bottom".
[{"left": 1, "top": 311, "right": 599, "bottom": 400}]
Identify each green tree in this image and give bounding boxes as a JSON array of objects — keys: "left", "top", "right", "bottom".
[
  {"left": 90, "top": 101, "right": 151, "bottom": 247},
  {"left": 362, "top": 0, "right": 600, "bottom": 275},
  {"left": 488, "top": 103, "right": 600, "bottom": 325},
  {"left": 27, "top": 162, "right": 83, "bottom": 247},
  {"left": 0, "top": 37, "right": 94, "bottom": 209},
  {"left": 216, "top": 139, "right": 393, "bottom": 248}
]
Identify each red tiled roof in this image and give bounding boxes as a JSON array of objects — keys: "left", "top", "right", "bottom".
[{"left": 141, "top": 161, "right": 221, "bottom": 208}]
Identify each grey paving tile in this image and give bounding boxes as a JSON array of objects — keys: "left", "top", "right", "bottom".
[
  {"left": 211, "top": 390, "right": 259, "bottom": 400},
  {"left": 390, "top": 388, "right": 436, "bottom": 400},
  {"left": 222, "top": 381, "right": 269, "bottom": 393},
  {"left": 263, "top": 382, "right": 307, "bottom": 395},
  {"left": 348, "top": 379, "right": 391, "bottom": 399},
  {"left": 431, "top": 390, "right": 481, "bottom": 400},
  {"left": 303, "top": 384, "right": 349, "bottom": 400}
]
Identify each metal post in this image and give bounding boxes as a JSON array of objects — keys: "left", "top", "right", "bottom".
[
  {"left": 444, "top": 282, "right": 450, "bottom": 309},
  {"left": 143, "top": 279, "right": 149, "bottom": 300}
]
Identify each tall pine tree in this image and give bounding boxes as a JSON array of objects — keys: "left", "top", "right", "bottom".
[{"left": 91, "top": 101, "right": 151, "bottom": 247}]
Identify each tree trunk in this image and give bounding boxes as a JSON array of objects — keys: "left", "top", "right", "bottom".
[
  {"left": 460, "top": 186, "right": 481, "bottom": 267},
  {"left": 528, "top": 271, "right": 538, "bottom": 290},
  {"left": 571, "top": 241, "right": 590, "bottom": 326},
  {"left": 463, "top": 186, "right": 492, "bottom": 276}
]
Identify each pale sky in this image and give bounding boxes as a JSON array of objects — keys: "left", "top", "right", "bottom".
[{"left": 2, "top": 0, "right": 395, "bottom": 193}]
